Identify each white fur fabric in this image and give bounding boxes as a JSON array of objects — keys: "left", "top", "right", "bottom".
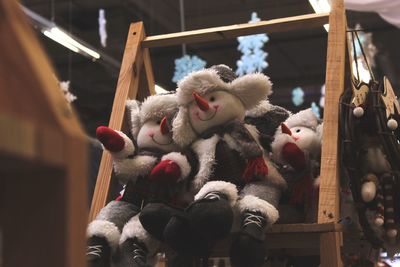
[
  {"left": 87, "top": 220, "right": 120, "bottom": 250},
  {"left": 172, "top": 106, "right": 198, "bottom": 147},
  {"left": 177, "top": 69, "right": 272, "bottom": 109},
  {"left": 161, "top": 152, "right": 191, "bottom": 180},
  {"left": 120, "top": 215, "right": 160, "bottom": 255},
  {"left": 190, "top": 135, "right": 219, "bottom": 191},
  {"left": 271, "top": 133, "right": 293, "bottom": 164},
  {"left": 113, "top": 155, "right": 158, "bottom": 184},
  {"left": 237, "top": 195, "right": 279, "bottom": 226},
  {"left": 108, "top": 131, "right": 135, "bottom": 159},
  {"left": 245, "top": 100, "right": 272, "bottom": 118},
  {"left": 284, "top": 108, "right": 319, "bottom": 130},
  {"left": 126, "top": 99, "right": 141, "bottom": 138},
  {"left": 195, "top": 181, "right": 239, "bottom": 207}
]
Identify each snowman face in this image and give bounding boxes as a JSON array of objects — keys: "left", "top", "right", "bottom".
[
  {"left": 188, "top": 90, "right": 246, "bottom": 135},
  {"left": 289, "top": 126, "right": 320, "bottom": 156},
  {"left": 137, "top": 118, "right": 179, "bottom": 152}
]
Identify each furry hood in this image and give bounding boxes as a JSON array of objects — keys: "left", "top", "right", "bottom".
[
  {"left": 176, "top": 68, "right": 272, "bottom": 109},
  {"left": 127, "top": 93, "right": 178, "bottom": 138},
  {"left": 172, "top": 66, "right": 272, "bottom": 147},
  {"left": 283, "top": 108, "right": 319, "bottom": 130}
]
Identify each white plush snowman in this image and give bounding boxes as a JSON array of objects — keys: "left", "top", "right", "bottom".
[
  {"left": 140, "top": 65, "right": 286, "bottom": 267},
  {"left": 87, "top": 93, "right": 194, "bottom": 267},
  {"left": 271, "top": 108, "right": 322, "bottom": 222}
]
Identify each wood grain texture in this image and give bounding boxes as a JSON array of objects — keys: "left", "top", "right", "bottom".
[
  {"left": 317, "top": 0, "right": 346, "bottom": 224},
  {"left": 320, "top": 232, "right": 343, "bottom": 267},
  {"left": 142, "top": 13, "right": 329, "bottom": 48},
  {"left": 89, "top": 22, "right": 147, "bottom": 221},
  {"left": 0, "top": 1, "right": 88, "bottom": 267}
]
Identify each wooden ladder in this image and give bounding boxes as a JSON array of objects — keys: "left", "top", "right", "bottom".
[
  {"left": 0, "top": 0, "right": 88, "bottom": 267},
  {"left": 90, "top": 0, "right": 347, "bottom": 266}
]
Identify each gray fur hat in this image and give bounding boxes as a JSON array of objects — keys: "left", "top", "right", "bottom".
[
  {"left": 126, "top": 93, "right": 178, "bottom": 138},
  {"left": 172, "top": 65, "right": 273, "bottom": 147}
]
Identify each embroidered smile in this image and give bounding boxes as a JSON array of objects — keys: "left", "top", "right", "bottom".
[{"left": 196, "top": 107, "right": 218, "bottom": 121}]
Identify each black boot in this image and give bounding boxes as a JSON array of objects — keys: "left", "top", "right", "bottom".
[
  {"left": 164, "top": 191, "right": 234, "bottom": 257},
  {"left": 230, "top": 210, "right": 267, "bottom": 267},
  {"left": 117, "top": 237, "right": 151, "bottom": 267},
  {"left": 139, "top": 202, "right": 185, "bottom": 241},
  {"left": 87, "top": 235, "right": 111, "bottom": 267}
]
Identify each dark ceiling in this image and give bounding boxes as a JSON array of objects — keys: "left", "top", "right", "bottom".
[{"left": 21, "top": 0, "right": 400, "bottom": 136}]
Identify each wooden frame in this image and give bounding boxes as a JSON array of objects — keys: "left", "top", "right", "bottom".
[
  {"left": 0, "top": 0, "right": 88, "bottom": 266},
  {"left": 90, "top": 0, "right": 346, "bottom": 266}
]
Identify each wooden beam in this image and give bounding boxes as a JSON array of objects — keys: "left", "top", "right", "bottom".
[
  {"left": 89, "top": 22, "right": 148, "bottom": 221},
  {"left": 142, "top": 12, "right": 329, "bottom": 48}
]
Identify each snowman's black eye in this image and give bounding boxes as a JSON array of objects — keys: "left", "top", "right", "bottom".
[
  {"left": 296, "top": 129, "right": 301, "bottom": 133},
  {"left": 210, "top": 96, "right": 216, "bottom": 102},
  {"left": 156, "top": 120, "right": 161, "bottom": 125}
]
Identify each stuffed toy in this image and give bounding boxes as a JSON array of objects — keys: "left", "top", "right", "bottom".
[
  {"left": 86, "top": 93, "right": 195, "bottom": 267},
  {"left": 271, "top": 108, "right": 322, "bottom": 223},
  {"left": 140, "top": 65, "right": 286, "bottom": 267}
]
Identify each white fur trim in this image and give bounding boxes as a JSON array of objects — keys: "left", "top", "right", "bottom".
[
  {"left": 120, "top": 215, "right": 160, "bottom": 255},
  {"left": 195, "top": 181, "right": 239, "bottom": 207},
  {"left": 108, "top": 131, "right": 135, "bottom": 159},
  {"left": 126, "top": 99, "right": 141, "bottom": 138},
  {"left": 172, "top": 106, "right": 198, "bottom": 147},
  {"left": 140, "top": 94, "right": 178, "bottom": 125},
  {"left": 284, "top": 108, "right": 319, "bottom": 130},
  {"left": 190, "top": 135, "right": 219, "bottom": 191},
  {"left": 161, "top": 152, "right": 191, "bottom": 180},
  {"left": 230, "top": 73, "right": 272, "bottom": 109},
  {"left": 237, "top": 195, "right": 279, "bottom": 226},
  {"left": 87, "top": 220, "right": 120, "bottom": 250},
  {"left": 113, "top": 155, "right": 158, "bottom": 184},
  {"left": 271, "top": 133, "right": 294, "bottom": 164}
]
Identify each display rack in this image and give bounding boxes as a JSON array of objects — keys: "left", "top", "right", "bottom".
[
  {"left": 0, "top": 0, "right": 88, "bottom": 266},
  {"left": 90, "top": 0, "right": 346, "bottom": 266}
]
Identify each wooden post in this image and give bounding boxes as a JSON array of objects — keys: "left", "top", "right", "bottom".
[
  {"left": 89, "top": 22, "right": 155, "bottom": 221},
  {"left": 0, "top": 0, "right": 88, "bottom": 266},
  {"left": 318, "top": 0, "right": 346, "bottom": 265}
]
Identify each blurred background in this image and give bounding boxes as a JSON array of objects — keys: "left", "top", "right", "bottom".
[{"left": 20, "top": 0, "right": 400, "bottom": 137}]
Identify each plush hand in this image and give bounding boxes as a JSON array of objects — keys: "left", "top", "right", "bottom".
[
  {"left": 96, "top": 126, "right": 125, "bottom": 152},
  {"left": 282, "top": 142, "right": 307, "bottom": 170},
  {"left": 243, "top": 156, "right": 268, "bottom": 183},
  {"left": 149, "top": 160, "right": 181, "bottom": 183}
]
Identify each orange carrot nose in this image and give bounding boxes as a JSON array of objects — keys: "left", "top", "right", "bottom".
[
  {"left": 160, "top": 116, "right": 170, "bottom": 135},
  {"left": 281, "top": 123, "right": 292, "bottom": 136},
  {"left": 193, "top": 92, "right": 210, "bottom": 111}
]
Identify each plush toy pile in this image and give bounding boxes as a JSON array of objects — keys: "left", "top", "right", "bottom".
[{"left": 87, "top": 65, "right": 326, "bottom": 267}]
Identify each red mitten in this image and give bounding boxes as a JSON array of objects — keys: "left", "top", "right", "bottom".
[
  {"left": 96, "top": 126, "right": 125, "bottom": 152},
  {"left": 282, "top": 142, "right": 307, "bottom": 170},
  {"left": 149, "top": 160, "right": 181, "bottom": 183},
  {"left": 243, "top": 156, "right": 268, "bottom": 183}
]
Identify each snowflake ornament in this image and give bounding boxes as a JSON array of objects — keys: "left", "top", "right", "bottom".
[
  {"left": 292, "top": 87, "right": 305, "bottom": 106},
  {"left": 311, "top": 102, "right": 321, "bottom": 119},
  {"left": 172, "top": 55, "right": 207, "bottom": 83},
  {"left": 236, "top": 12, "right": 269, "bottom": 76},
  {"left": 319, "top": 84, "right": 325, "bottom": 107},
  {"left": 98, "top": 9, "right": 107, "bottom": 48},
  {"left": 59, "top": 81, "right": 77, "bottom": 103}
]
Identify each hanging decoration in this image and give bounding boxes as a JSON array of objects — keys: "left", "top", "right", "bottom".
[
  {"left": 311, "top": 102, "right": 321, "bottom": 119},
  {"left": 98, "top": 9, "right": 107, "bottom": 48},
  {"left": 172, "top": 0, "right": 207, "bottom": 83},
  {"left": 319, "top": 84, "right": 325, "bottom": 107},
  {"left": 292, "top": 87, "right": 305, "bottom": 106},
  {"left": 59, "top": 81, "right": 77, "bottom": 103},
  {"left": 236, "top": 12, "right": 269, "bottom": 76}
]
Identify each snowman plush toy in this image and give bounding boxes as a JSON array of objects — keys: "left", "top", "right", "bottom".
[
  {"left": 271, "top": 108, "right": 322, "bottom": 222},
  {"left": 87, "top": 93, "right": 195, "bottom": 267},
  {"left": 140, "top": 65, "right": 286, "bottom": 267}
]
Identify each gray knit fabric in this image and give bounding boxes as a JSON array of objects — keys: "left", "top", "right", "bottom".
[{"left": 96, "top": 200, "right": 140, "bottom": 231}]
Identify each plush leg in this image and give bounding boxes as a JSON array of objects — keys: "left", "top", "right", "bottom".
[
  {"left": 230, "top": 195, "right": 279, "bottom": 267},
  {"left": 118, "top": 215, "right": 160, "bottom": 267},
  {"left": 87, "top": 201, "right": 140, "bottom": 267},
  {"left": 164, "top": 181, "right": 238, "bottom": 257}
]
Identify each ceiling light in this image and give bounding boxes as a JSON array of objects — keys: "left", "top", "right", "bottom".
[
  {"left": 309, "top": 0, "right": 331, "bottom": 32},
  {"left": 155, "top": 84, "right": 169, "bottom": 94}
]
